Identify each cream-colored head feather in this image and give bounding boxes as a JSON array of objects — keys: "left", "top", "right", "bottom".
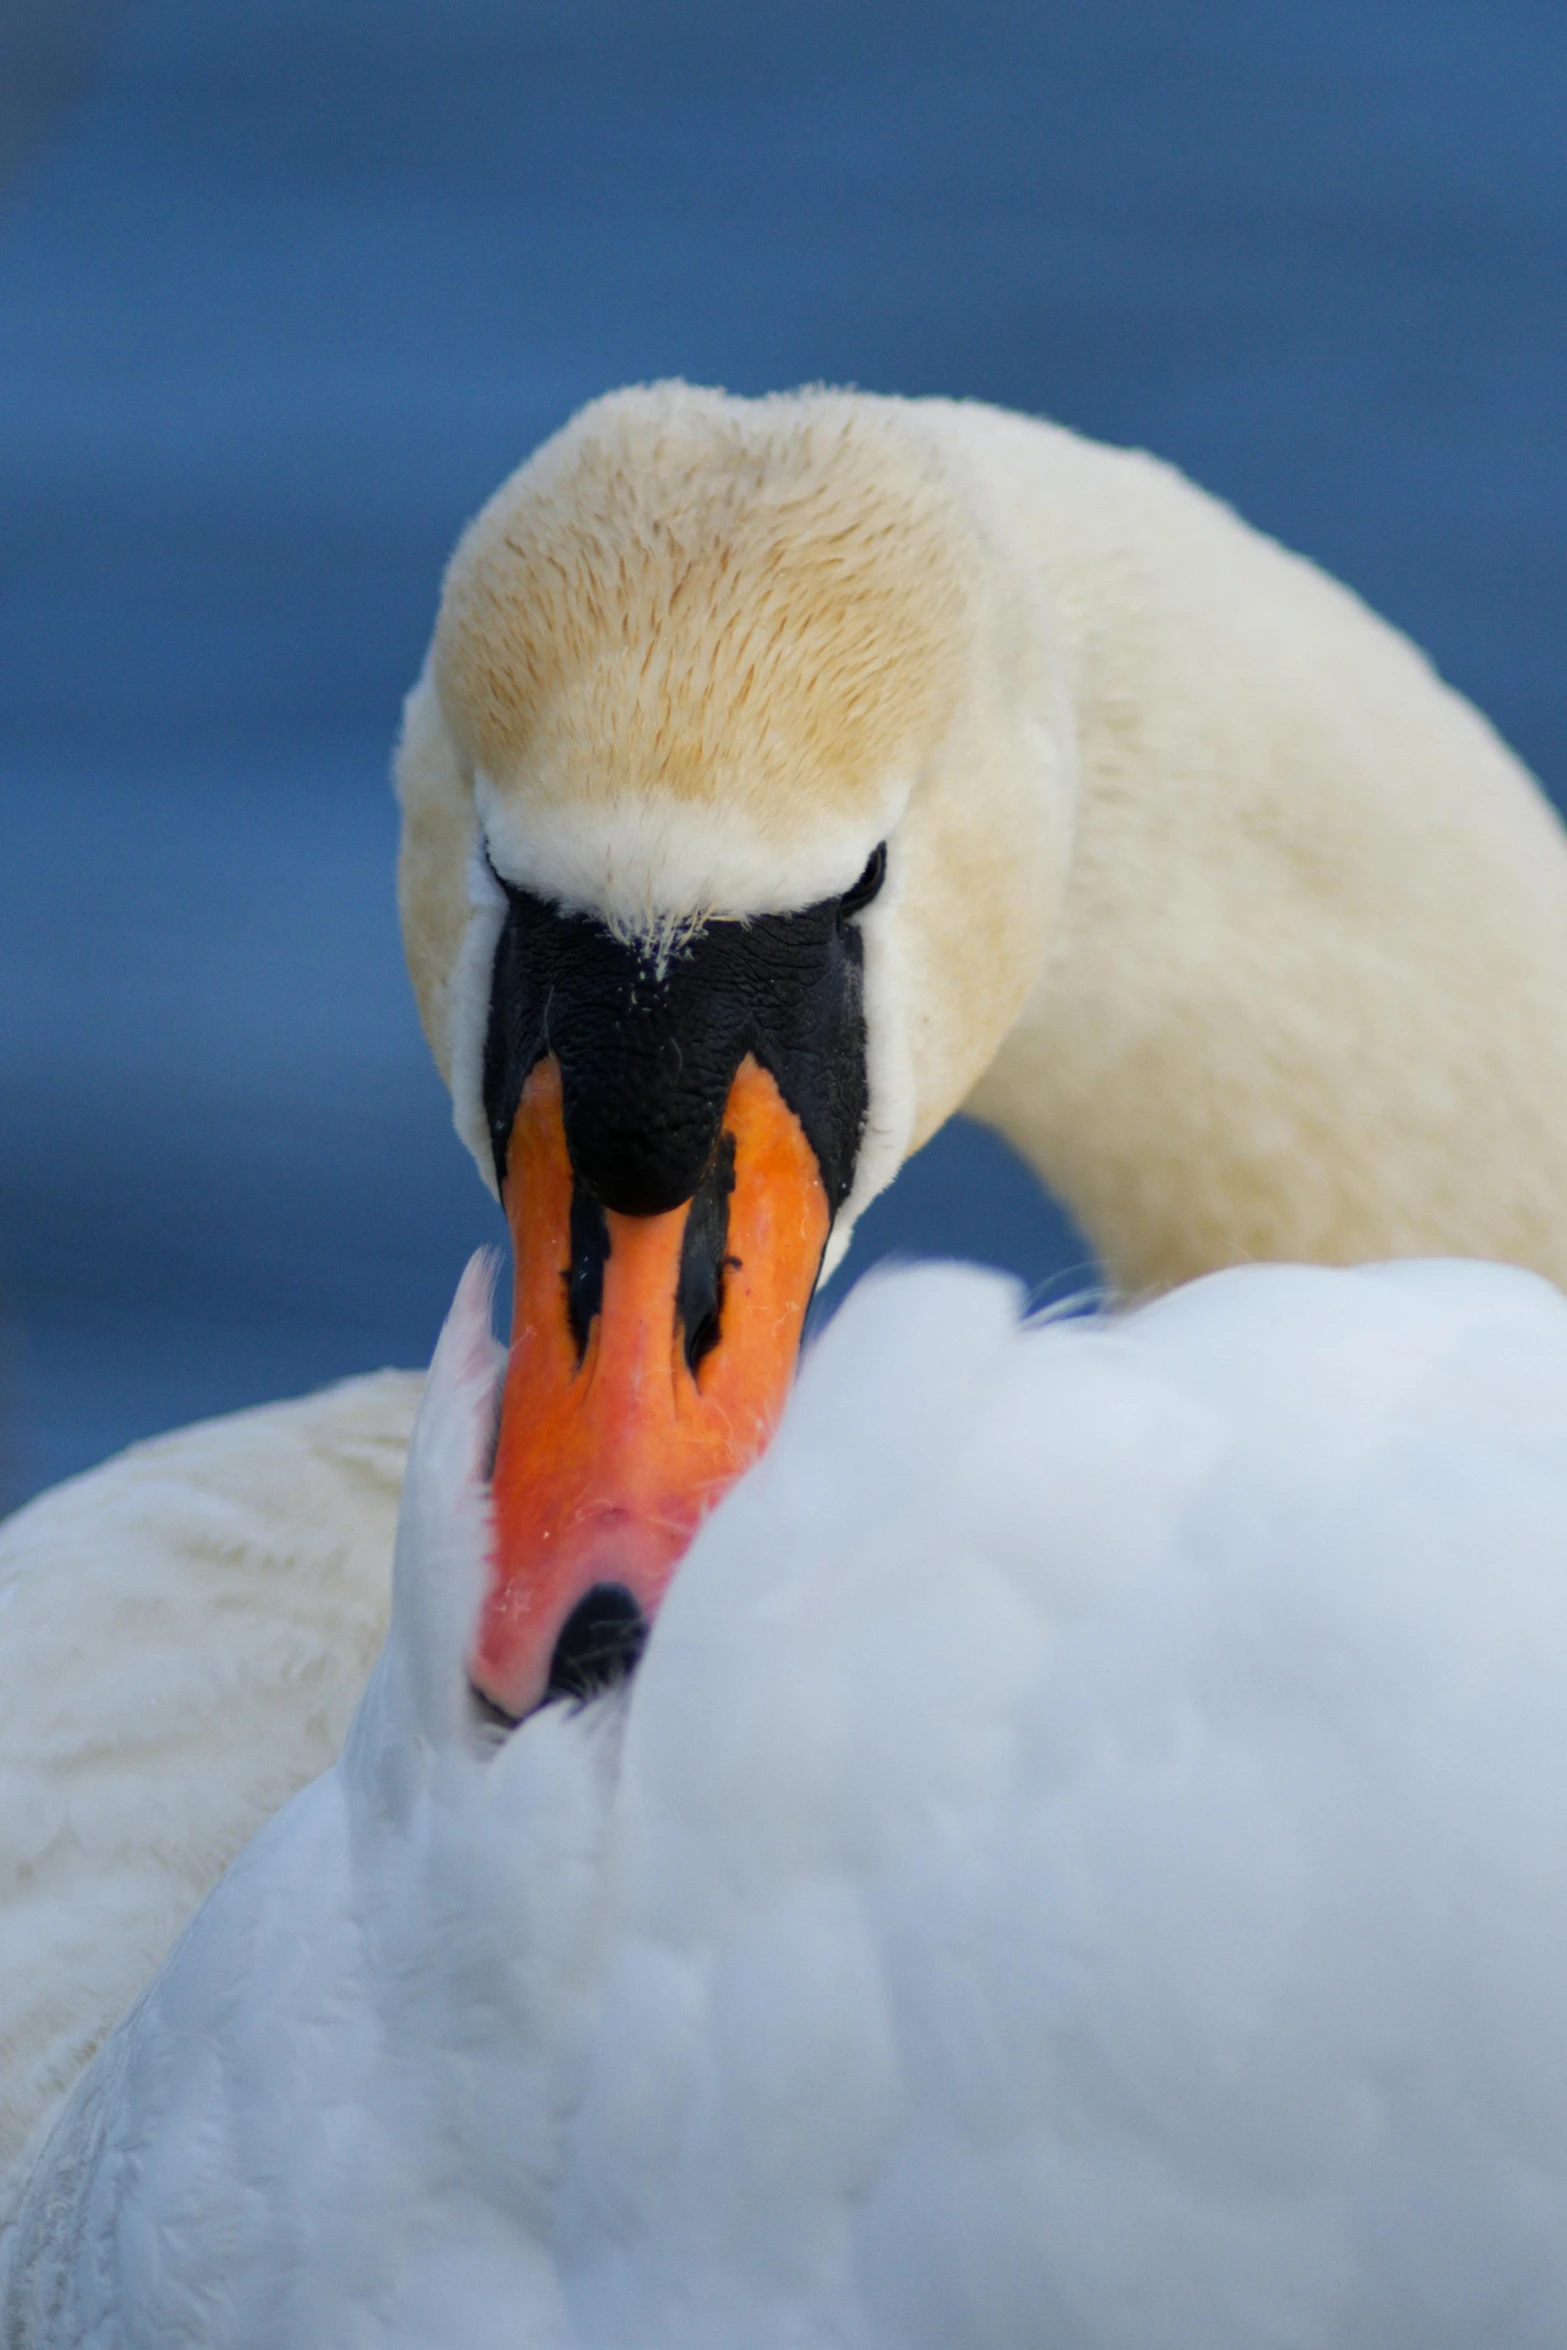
[{"left": 395, "top": 383, "right": 1074, "bottom": 1250}]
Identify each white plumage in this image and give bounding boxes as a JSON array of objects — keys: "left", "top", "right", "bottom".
[
  {"left": 0, "top": 1368, "right": 418, "bottom": 2182},
  {"left": 13, "top": 1250, "right": 1567, "bottom": 2346}
]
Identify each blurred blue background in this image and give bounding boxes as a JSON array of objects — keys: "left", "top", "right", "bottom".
[{"left": 2, "top": 0, "right": 1564, "bottom": 1506}]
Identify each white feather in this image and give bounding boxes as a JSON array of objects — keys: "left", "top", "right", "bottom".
[
  {"left": 12, "top": 1254, "right": 1567, "bottom": 2346},
  {"left": 0, "top": 1367, "right": 419, "bottom": 2184}
]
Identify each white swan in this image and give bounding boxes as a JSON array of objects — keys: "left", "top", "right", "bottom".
[
  {"left": 5, "top": 381, "right": 1567, "bottom": 2179},
  {"left": 13, "top": 1247, "right": 1567, "bottom": 2345}
]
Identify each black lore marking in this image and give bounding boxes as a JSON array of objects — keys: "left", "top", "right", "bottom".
[
  {"left": 676, "top": 1130, "right": 736, "bottom": 1373},
  {"left": 546, "top": 1583, "right": 648, "bottom": 1704},
  {"left": 564, "top": 1180, "right": 611, "bottom": 1362},
  {"left": 482, "top": 850, "right": 883, "bottom": 1219}
]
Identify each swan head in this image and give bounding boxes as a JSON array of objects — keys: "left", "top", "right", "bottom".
[{"left": 395, "top": 383, "right": 1074, "bottom": 1720}]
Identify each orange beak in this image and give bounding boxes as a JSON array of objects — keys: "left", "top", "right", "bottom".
[{"left": 472, "top": 1052, "right": 830, "bottom": 1720}]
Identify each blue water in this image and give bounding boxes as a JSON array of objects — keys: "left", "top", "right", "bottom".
[{"left": 2, "top": 0, "right": 1563, "bottom": 1503}]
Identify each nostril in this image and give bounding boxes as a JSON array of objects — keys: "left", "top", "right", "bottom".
[
  {"left": 546, "top": 1583, "right": 648, "bottom": 1705},
  {"left": 677, "top": 1130, "right": 738, "bottom": 1374},
  {"left": 563, "top": 1181, "right": 611, "bottom": 1363}
]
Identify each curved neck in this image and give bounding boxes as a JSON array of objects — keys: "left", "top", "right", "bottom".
[{"left": 949, "top": 413, "right": 1567, "bottom": 1295}]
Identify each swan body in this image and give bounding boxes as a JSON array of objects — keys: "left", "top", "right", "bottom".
[
  {"left": 13, "top": 1252, "right": 1567, "bottom": 2346},
  {"left": 7, "top": 382, "right": 1567, "bottom": 2192},
  {"left": 0, "top": 1371, "right": 419, "bottom": 2178}
]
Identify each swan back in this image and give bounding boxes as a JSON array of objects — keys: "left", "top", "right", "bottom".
[
  {"left": 0, "top": 1367, "right": 417, "bottom": 2183},
  {"left": 13, "top": 1253, "right": 1567, "bottom": 2345}
]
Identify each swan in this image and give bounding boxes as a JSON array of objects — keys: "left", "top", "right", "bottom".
[
  {"left": 13, "top": 1246, "right": 1567, "bottom": 2345},
  {"left": 5, "top": 380, "right": 1567, "bottom": 2181}
]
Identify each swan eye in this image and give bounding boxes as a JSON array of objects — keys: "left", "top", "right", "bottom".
[{"left": 840, "top": 842, "right": 887, "bottom": 919}]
